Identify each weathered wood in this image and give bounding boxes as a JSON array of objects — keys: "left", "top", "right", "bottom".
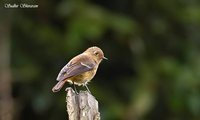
[{"left": 65, "top": 87, "right": 100, "bottom": 120}]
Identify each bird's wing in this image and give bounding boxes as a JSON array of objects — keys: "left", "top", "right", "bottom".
[{"left": 56, "top": 55, "right": 95, "bottom": 81}]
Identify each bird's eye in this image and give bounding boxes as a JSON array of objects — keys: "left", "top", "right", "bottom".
[{"left": 94, "top": 51, "right": 99, "bottom": 56}]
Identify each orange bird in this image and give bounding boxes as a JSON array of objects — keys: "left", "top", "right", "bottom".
[{"left": 52, "top": 46, "right": 107, "bottom": 93}]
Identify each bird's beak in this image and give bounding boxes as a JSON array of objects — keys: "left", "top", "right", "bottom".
[{"left": 103, "top": 56, "right": 108, "bottom": 60}]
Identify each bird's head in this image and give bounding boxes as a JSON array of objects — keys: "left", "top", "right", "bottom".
[{"left": 84, "top": 46, "right": 107, "bottom": 63}]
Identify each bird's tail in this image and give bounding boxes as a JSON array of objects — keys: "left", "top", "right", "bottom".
[{"left": 52, "top": 80, "right": 66, "bottom": 92}]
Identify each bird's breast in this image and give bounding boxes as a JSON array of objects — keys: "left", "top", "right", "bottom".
[{"left": 70, "top": 67, "right": 98, "bottom": 85}]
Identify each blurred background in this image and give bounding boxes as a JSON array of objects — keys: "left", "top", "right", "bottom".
[{"left": 1, "top": 0, "right": 200, "bottom": 120}]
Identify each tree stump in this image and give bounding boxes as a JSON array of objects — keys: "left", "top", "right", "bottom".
[{"left": 65, "top": 87, "right": 100, "bottom": 120}]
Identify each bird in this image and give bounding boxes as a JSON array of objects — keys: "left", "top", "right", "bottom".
[{"left": 52, "top": 46, "right": 107, "bottom": 93}]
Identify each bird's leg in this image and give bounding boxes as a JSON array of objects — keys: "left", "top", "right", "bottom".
[
  {"left": 84, "top": 84, "right": 91, "bottom": 94},
  {"left": 73, "top": 82, "right": 78, "bottom": 94}
]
